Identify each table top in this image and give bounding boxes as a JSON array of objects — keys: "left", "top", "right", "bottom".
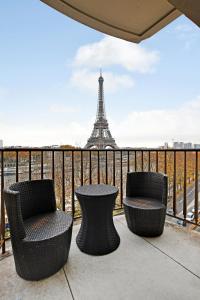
[{"left": 75, "top": 184, "right": 118, "bottom": 197}]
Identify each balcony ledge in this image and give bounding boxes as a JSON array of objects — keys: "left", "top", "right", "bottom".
[{"left": 1, "top": 215, "right": 200, "bottom": 300}]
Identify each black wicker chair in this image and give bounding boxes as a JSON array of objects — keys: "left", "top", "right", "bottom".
[
  {"left": 4, "top": 179, "right": 73, "bottom": 281},
  {"left": 123, "top": 172, "right": 168, "bottom": 237}
]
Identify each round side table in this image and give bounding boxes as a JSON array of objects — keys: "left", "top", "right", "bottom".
[{"left": 75, "top": 184, "right": 120, "bottom": 255}]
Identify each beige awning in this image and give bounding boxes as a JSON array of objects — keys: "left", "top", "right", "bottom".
[
  {"left": 168, "top": 0, "right": 200, "bottom": 28},
  {"left": 41, "top": 0, "right": 199, "bottom": 43}
]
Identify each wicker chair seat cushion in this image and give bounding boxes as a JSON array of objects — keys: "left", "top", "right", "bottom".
[
  {"left": 124, "top": 197, "right": 165, "bottom": 210},
  {"left": 24, "top": 211, "right": 72, "bottom": 242}
]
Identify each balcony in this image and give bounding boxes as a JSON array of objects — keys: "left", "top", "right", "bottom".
[
  {"left": 1, "top": 148, "right": 200, "bottom": 299},
  {"left": 1, "top": 214, "right": 200, "bottom": 299}
]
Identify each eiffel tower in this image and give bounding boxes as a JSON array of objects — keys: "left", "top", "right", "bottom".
[{"left": 85, "top": 72, "right": 118, "bottom": 149}]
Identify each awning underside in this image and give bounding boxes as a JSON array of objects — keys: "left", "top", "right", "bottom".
[{"left": 41, "top": 0, "right": 199, "bottom": 43}]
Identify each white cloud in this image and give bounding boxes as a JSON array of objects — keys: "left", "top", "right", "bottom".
[
  {"left": 0, "top": 90, "right": 200, "bottom": 147},
  {"left": 70, "top": 69, "right": 134, "bottom": 93},
  {"left": 112, "top": 96, "right": 200, "bottom": 147},
  {"left": 1, "top": 121, "right": 90, "bottom": 147},
  {"left": 68, "top": 35, "right": 159, "bottom": 95},
  {"left": 3, "top": 96, "right": 200, "bottom": 148},
  {"left": 73, "top": 35, "right": 159, "bottom": 73}
]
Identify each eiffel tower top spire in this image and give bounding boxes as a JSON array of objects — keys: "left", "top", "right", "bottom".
[
  {"left": 96, "top": 70, "right": 106, "bottom": 121},
  {"left": 85, "top": 71, "right": 118, "bottom": 149}
]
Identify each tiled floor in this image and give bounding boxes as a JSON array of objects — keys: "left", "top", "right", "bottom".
[{"left": 1, "top": 215, "right": 200, "bottom": 300}]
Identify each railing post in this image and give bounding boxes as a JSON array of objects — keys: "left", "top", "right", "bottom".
[
  {"left": 113, "top": 151, "right": 115, "bottom": 186},
  {"left": 148, "top": 151, "right": 151, "bottom": 171},
  {"left": 135, "top": 151, "right": 137, "bottom": 171},
  {"left": 183, "top": 151, "right": 187, "bottom": 224},
  {"left": 80, "top": 151, "right": 83, "bottom": 186},
  {"left": 105, "top": 150, "right": 108, "bottom": 184},
  {"left": 156, "top": 151, "right": 158, "bottom": 172},
  {"left": 0, "top": 151, "right": 5, "bottom": 254},
  {"left": 120, "top": 150, "right": 123, "bottom": 208},
  {"left": 41, "top": 151, "right": 43, "bottom": 180},
  {"left": 52, "top": 151, "right": 55, "bottom": 180},
  {"left": 29, "top": 150, "right": 32, "bottom": 180},
  {"left": 127, "top": 150, "right": 130, "bottom": 173},
  {"left": 97, "top": 151, "right": 100, "bottom": 184},
  {"left": 62, "top": 151, "right": 65, "bottom": 211},
  {"left": 16, "top": 151, "right": 19, "bottom": 182},
  {"left": 141, "top": 150, "right": 144, "bottom": 171},
  {"left": 164, "top": 151, "right": 167, "bottom": 174},
  {"left": 195, "top": 151, "right": 199, "bottom": 224},
  {"left": 173, "top": 151, "right": 177, "bottom": 216},
  {"left": 89, "top": 150, "right": 92, "bottom": 184},
  {"left": 71, "top": 151, "right": 75, "bottom": 217}
]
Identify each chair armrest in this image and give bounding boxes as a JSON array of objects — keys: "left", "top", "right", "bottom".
[
  {"left": 3, "top": 189, "right": 26, "bottom": 239},
  {"left": 161, "top": 175, "right": 168, "bottom": 206}
]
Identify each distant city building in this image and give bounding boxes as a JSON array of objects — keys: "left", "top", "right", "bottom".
[
  {"left": 184, "top": 143, "right": 192, "bottom": 149},
  {"left": 194, "top": 144, "right": 200, "bottom": 149},
  {"left": 173, "top": 142, "right": 184, "bottom": 149},
  {"left": 158, "top": 142, "right": 169, "bottom": 149},
  {"left": 164, "top": 142, "right": 168, "bottom": 149},
  {"left": 0, "top": 140, "right": 3, "bottom": 148},
  {"left": 85, "top": 71, "right": 118, "bottom": 149},
  {"left": 173, "top": 141, "right": 193, "bottom": 149},
  {"left": 173, "top": 142, "right": 179, "bottom": 149}
]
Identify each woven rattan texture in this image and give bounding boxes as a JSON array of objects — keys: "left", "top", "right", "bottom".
[
  {"left": 76, "top": 184, "right": 118, "bottom": 197},
  {"left": 124, "top": 197, "right": 165, "bottom": 209},
  {"left": 4, "top": 179, "right": 73, "bottom": 280},
  {"left": 10, "top": 180, "right": 56, "bottom": 220},
  {"left": 123, "top": 172, "right": 168, "bottom": 237},
  {"left": 75, "top": 184, "right": 120, "bottom": 255},
  {"left": 24, "top": 211, "right": 72, "bottom": 242}
]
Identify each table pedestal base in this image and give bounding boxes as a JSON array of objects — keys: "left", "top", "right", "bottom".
[{"left": 76, "top": 216, "right": 120, "bottom": 255}]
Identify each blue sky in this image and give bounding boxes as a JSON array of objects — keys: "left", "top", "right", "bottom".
[{"left": 1, "top": 1, "right": 200, "bottom": 147}]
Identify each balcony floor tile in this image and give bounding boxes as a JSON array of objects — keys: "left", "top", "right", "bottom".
[
  {"left": 0, "top": 253, "right": 73, "bottom": 300},
  {"left": 144, "top": 222, "right": 200, "bottom": 278},
  {"left": 1, "top": 215, "right": 200, "bottom": 300},
  {"left": 65, "top": 216, "right": 200, "bottom": 300}
]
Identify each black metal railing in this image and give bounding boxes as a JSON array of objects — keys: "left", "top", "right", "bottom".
[{"left": 1, "top": 148, "right": 200, "bottom": 254}]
